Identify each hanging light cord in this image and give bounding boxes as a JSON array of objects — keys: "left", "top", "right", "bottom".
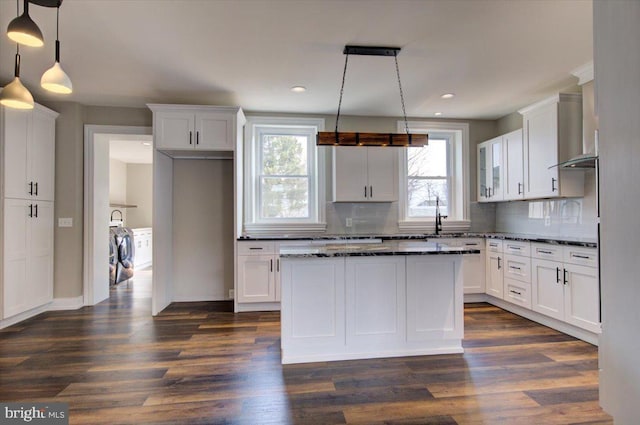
[
  {"left": 334, "top": 53, "right": 349, "bottom": 134},
  {"left": 14, "top": 0, "right": 21, "bottom": 77},
  {"left": 394, "top": 54, "right": 410, "bottom": 135}
]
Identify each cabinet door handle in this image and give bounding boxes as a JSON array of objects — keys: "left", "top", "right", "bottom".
[
  {"left": 34, "top": 182, "right": 38, "bottom": 196},
  {"left": 270, "top": 259, "right": 273, "bottom": 272},
  {"left": 29, "top": 181, "right": 33, "bottom": 196},
  {"left": 488, "top": 187, "right": 492, "bottom": 198},
  {"left": 370, "top": 186, "right": 373, "bottom": 198},
  {"left": 518, "top": 182, "right": 523, "bottom": 195},
  {"left": 276, "top": 258, "right": 280, "bottom": 272},
  {"left": 497, "top": 257, "right": 502, "bottom": 270},
  {"left": 29, "top": 204, "right": 33, "bottom": 218},
  {"left": 556, "top": 267, "right": 561, "bottom": 283},
  {"left": 364, "top": 186, "right": 368, "bottom": 198},
  {"left": 563, "top": 268, "right": 568, "bottom": 285},
  {"left": 551, "top": 177, "right": 557, "bottom": 192},
  {"left": 189, "top": 131, "right": 193, "bottom": 145},
  {"left": 509, "top": 289, "right": 522, "bottom": 296},
  {"left": 196, "top": 131, "right": 200, "bottom": 145},
  {"left": 34, "top": 204, "right": 38, "bottom": 218}
]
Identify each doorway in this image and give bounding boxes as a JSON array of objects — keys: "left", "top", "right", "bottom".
[{"left": 83, "top": 125, "right": 152, "bottom": 307}]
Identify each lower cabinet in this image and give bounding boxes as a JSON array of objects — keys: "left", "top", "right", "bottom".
[
  {"left": 132, "top": 228, "right": 152, "bottom": 270},
  {"left": 236, "top": 241, "right": 279, "bottom": 303},
  {"left": 532, "top": 247, "right": 600, "bottom": 334},
  {"left": 438, "top": 238, "right": 485, "bottom": 294},
  {"left": 485, "top": 240, "right": 504, "bottom": 298},
  {"left": 2, "top": 199, "right": 53, "bottom": 319}
]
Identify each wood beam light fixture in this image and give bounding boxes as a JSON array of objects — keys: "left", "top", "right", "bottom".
[{"left": 317, "top": 45, "right": 428, "bottom": 147}]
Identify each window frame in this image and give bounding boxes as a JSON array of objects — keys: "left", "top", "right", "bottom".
[
  {"left": 244, "top": 116, "right": 326, "bottom": 234},
  {"left": 397, "top": 121, "right": 470, "bottom": 232}
]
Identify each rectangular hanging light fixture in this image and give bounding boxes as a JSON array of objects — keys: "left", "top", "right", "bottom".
[{"left": 317, "top": 45, "right": 428, "bottom": 148}]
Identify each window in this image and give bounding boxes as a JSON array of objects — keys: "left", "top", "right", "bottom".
[
  {"left": 398, "top": 121, "right": 470, "bottom": 232},
  {"left": 245, "top": 117, "right": 326, "bottom": 233}
]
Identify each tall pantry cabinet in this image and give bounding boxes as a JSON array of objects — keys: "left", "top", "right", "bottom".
[{"left": 1, "top": 104, "right": 57, "bottom": 322}]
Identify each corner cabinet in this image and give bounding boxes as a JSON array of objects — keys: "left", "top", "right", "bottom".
[
  {"left": 148, "top": 104, "right": 244, "bottom": 155},
  {"left": 1, "top": 104, "right": 57, "bottom": 322},
  {"left": 333, "top": 146, "right": 397, "bottom": 202},
  {"left": 519, "top": 93, "right": 584, "bottom": 199}
]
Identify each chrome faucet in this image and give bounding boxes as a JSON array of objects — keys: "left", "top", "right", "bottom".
[{"left": 435, "top": 197, "right": 447, "bottom": 235}]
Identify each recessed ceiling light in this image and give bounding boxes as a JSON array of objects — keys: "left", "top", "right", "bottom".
[
  {"left": 441, "top": 93, "right": 455, "bottom": 99},
  {"left": 142, "top": 142, "right": 151, "bottom": 146},
  {"left": 291, "top": 86, "right": 306, "bottom": 93},
  {"left": 434, "top": 112, "right": 443, "bottom": 116}
]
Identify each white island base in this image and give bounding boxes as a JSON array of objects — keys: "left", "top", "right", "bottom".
[{"left": 280, "top": 255, "right": 464, "bottom": 364}]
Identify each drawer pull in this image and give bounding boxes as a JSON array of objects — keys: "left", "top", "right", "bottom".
[
  {"left": 465, "top": 243, "right": 478, "bottom": 246},
  {"left": 509, "top": 246, "right": 522, "bottom": 250},
  {"left": 509, "top": 289, "right": 522, "bottom": 296},
  {"left": 539, "top": 249, "right": 554, "bottom": 255},
  {"left": 490, "top": 243, "right": 498, "bottom": 247},
  {"left": 249, "top": 247, "right": 263, "bottom": 250},
  {"left": 572, "top": 254, "right": 591, "bottom": 259},
  {"left": 509, "top": 266, "right": 522, "bottom": 271}
]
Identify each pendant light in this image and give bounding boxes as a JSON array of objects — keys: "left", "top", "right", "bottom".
[
  {"left": 317, "top": 45, "right": 428, "bottom": 147},
  {"left": 0, "top": 46, "right": 35, "bottom": 109},
  {"left": 7, "top": 0, "right": 44, "bottom": 47},
  {"left": 41, "top": 4, "right": 72, "bottom": 94}
]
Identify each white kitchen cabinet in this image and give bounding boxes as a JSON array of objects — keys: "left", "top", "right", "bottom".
[
  {"left": 2, "top": 105, "right": 57, "bottom": 201},
  {"left": 502, "top": 240, "right": 532, "bottom": 309},
  {"left": 437, "top": 238, "right": 485, "bottom": 294},
  {"left": 236, "top": 241, "right": 277, "bottom": 303},
  {"left": 132, "top": 228, "right": 153, "bottom": 270},
  {"left": 503, "top": 129, "right": 525, "bottom": 200},
  {"left": 148, "top": 104, "right": 244, "bottom": 153},
  {"left": 2, "top": 199, "right": 54, "bottom": 319},
  {"left": 485, "top": 240, "right": 504, "bottom": 299},
  {"left": 531, "top": 244, "right": 600, "bottom": 333},
  {"left": 477, "top": 136, "right": 503, "bottom": 202},
  {"left": 519, "top": 94, "right": 584, "bottom": 199},
  {"left": 333, "top": 146, "right": 397, "bottom": 202}
]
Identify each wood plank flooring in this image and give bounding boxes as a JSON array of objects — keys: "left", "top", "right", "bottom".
[{"left": 0, "top": 272, "right": 612, "bottom": 424}]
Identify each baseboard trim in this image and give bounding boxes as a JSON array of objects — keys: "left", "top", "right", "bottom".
[
  {"left": 466, "top": 293, "right": 600, "bottom": 346},
  {"left": 0, "top": 303, "right": 50, "bottom": 329},
  {"left": 235, "top": 301, "right": 280, "bottom": 313},
  {"left": 49, "top": 296, "right": 85, "bottom": 311}
]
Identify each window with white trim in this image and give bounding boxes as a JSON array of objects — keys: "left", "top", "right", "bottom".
[
  {"left": 398, "top": 121, "right": 470, "bottom": 232},
  {"left": 244, "top": 117, "right": 326, "bottom": 233}
]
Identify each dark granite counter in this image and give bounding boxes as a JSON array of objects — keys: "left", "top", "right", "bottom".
[
  {"left": 239, "top": 232, "right": 597, "bottom": 248},
  {"left": 279, "top": 241, "right": 480, "bottom": 258}
]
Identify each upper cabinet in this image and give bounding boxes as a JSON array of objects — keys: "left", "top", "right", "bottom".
[
  {"left": 333, "top": 146, "right": 397, "bottom": 202},
  {"left": 519, "top": 94, "right": 584, "bottom": 199},
  {"left": 503, "top": 129, "right": 524, "bottom": 201},
  {"left": 477, "top": 136, "right": 503, "bottom": 202},
  {"left": 148, "top": 104, "right": 245, "bottom": 156},
  {"left": 2, "top": 105, "right": 57, "bottom": 202}
]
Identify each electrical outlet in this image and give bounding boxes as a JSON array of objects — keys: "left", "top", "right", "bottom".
[
  {"left": 58, "top": 217, "right": 73, "bottom": 227},
  {"left": 346, "top": 218, "right": 352, "bottom": 227},
  {"left": 229, "top": 289, "right": 235, "bottom": 299}
]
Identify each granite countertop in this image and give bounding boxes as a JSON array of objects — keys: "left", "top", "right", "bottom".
[
  {"left": 279, "top": 241, "right": 480, "bottom": 258},
  {"left": 239, "top": 232, "right": 597, "bottom": 248}
]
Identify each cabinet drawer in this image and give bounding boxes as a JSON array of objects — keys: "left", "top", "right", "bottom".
[
  {"left": 504, "top": 254, "right": 531, "bottom": 283},
  {"left": 531, "top": 243, "right": 563, "bottom": 262},
  {"left": 504, "top": 240, "right": 531, "bottom": 256},
  {"left": 435, "top": 238, "right": 483, "bottom": 249},
  {"left": 237, "top": 241, "right": 275, "bottom": 255},
  {"left": 563, "top": 246, "right": 598, "bottom": 268},
  {"left": 504, "top": 279, "right": 532, "bottom": 309},
  {"left": 486, "top": 239, "right": 503, "bottom": 253}
]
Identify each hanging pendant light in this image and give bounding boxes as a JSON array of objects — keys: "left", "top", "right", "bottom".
[
  {"left": 0, "top": 47, "right": 35, "bottom": 109},
  {"left": 41, "top": 4, "right": 72, "bottom": 94},
  {"left": 7, "top": 0, "right": 44, "bottom": 47},
  {"left": 317, "top": 45, "right": 428, "bottom": 147}
]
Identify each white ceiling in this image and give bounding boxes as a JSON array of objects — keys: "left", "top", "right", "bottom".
[
  {"left": 109, "top": 135, "right": 153, "bottom": 164},
  {"left": 0, "top": 0, "right": 593, "bottom": 120}
]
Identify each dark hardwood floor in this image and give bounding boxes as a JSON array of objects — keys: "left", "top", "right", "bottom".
[{"left": 0, "top": 271, "right": 612, "bottom": 424}]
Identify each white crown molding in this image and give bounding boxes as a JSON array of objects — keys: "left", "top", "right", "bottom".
[{"left": 571, "top": 62, "right": 594, "bottom": 85}]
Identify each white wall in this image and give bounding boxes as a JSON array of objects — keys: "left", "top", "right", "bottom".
[
  {"left": 594, "top": 1, "right": 640, "bottom": 422},
  {"left": 125, "top": 163, "right": 152, "bottom": 228},
  {"left": 172, "top": 159, "right": 234, "bottom": 301},
  {"left": 109, "top": 158, "right": 127, "bottom": 223}
]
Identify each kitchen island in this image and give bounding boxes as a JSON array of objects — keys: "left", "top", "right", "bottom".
[{"left": 279, "top": 241, "right": 480, "bottom": 364}]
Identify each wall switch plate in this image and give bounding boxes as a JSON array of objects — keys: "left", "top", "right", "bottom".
[
  {"left": 229, "top": 289, "right": 235, "bottom": 299},
  {"left": 58, "top": 217, "right": 73, "bottom": 227},
  {"left": 346, "top": 218, "right": 353, "bottom": 227}
]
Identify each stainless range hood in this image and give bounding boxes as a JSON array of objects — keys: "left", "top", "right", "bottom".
[{"left": 550, "top": 73, "right": 598, "bottom": 169}]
